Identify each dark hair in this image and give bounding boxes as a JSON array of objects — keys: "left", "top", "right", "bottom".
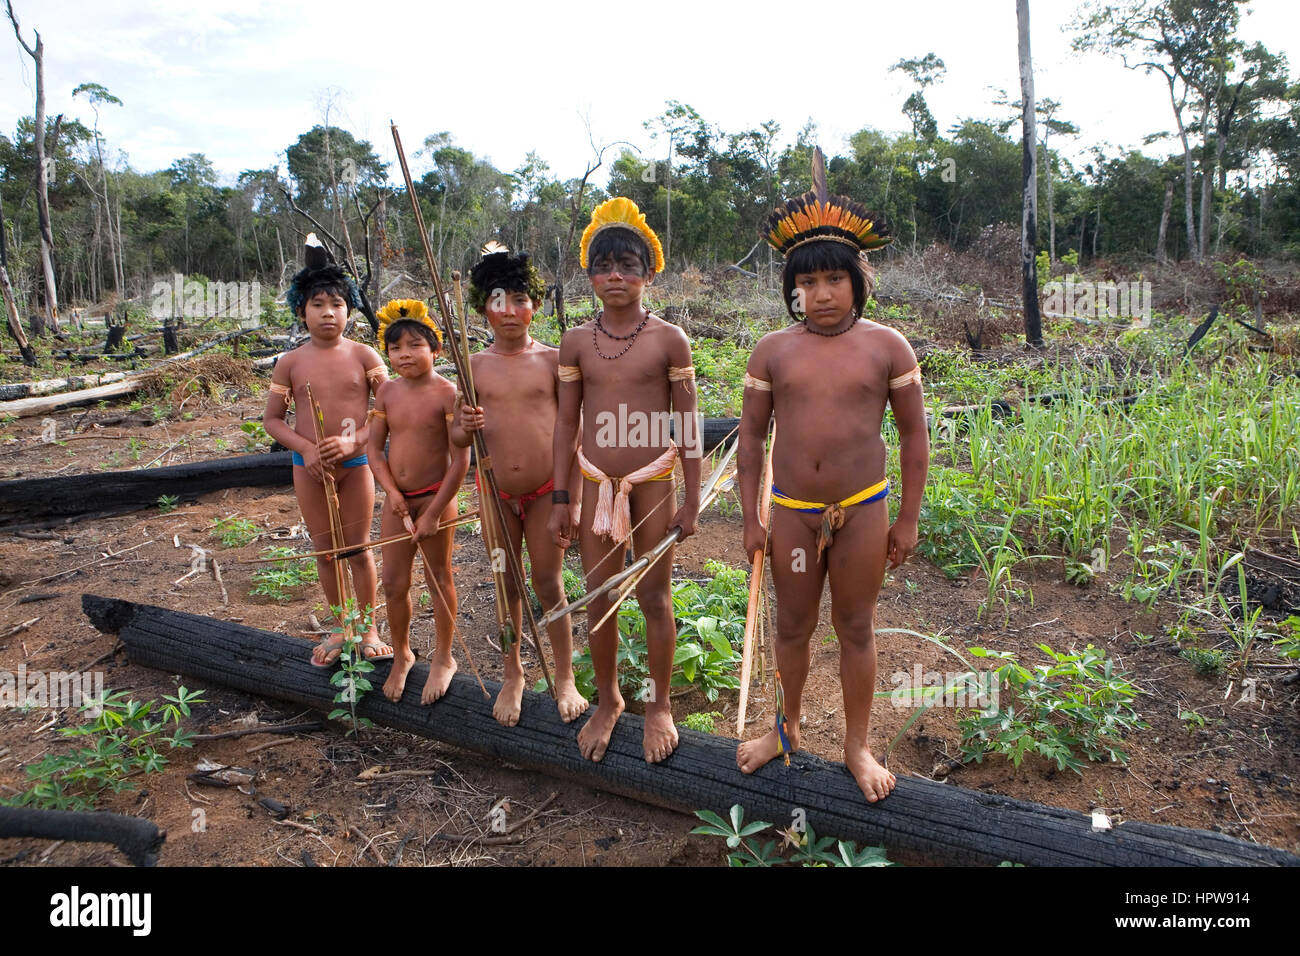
[
  {"left": 586, "top": 228, "right": 652, "bottom": 277},
  {"left": 468, "top": 252, "right": 547, "bottom": 313},
  {"left": 383, "top": 319, "right": 441, "bottom": 353},
  {"left": 294, "top": 277, "right": 353, "bottom": 317},
  {"left": 780, "top": 240, "right": 876, "bottom": 320}
]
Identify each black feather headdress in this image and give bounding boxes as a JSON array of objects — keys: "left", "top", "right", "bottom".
[
  {"left": 286, "top": 233, "right": 364, "bottom": 316},
  {"left": 467, "top": 242, "right": 547, "bottom": 313}
]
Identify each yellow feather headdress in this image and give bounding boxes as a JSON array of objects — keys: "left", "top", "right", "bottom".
[
  {"left": 579, "top": 197, "right": 665, "bottom": 273},
  {"left": 763, "top": 148, "right": 892, "bottom": 256},
  {"left": 376, "top": 298, "right": 442, "bottom": 349}
]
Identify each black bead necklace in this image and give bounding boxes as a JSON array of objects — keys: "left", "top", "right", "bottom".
[
  {"left": 802, "top": 312, "right": 860, "bottom": 337},
  {"left": 594, "top": 310, "right": 650, "bottom": 360}
]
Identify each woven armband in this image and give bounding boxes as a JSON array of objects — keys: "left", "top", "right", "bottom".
[
  {"left": 889, "top": 367, "right": 922, "bottom": 390},
  {"left": 743, "top": 372, "right": 772, "bottom": 392},
  {"left": 558, "top": 365, "right": 583, "bottom": 382}
]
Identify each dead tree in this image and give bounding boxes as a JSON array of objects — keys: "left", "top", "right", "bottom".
[{"left": 6, "top": 0, "right": 61, "bottom": 334}]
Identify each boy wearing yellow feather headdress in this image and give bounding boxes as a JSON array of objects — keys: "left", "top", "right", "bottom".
[
  {"left": 451, "top": 244, "right": 589, "bottom": 727},
  {"left": 549, "top": 198, "right": 702, "bottom": 765},
  {"left": 367, "top": 299, "right": 470, "bottom": 705},
  {"left": 736, "top": 151, "right": 928, "bottom": 803}
]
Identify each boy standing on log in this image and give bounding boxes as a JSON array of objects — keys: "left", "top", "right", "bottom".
[
  {"left": 550, "top": 198, "right": 702, "bottom": 764},
  {"left": 368, "top": 300, "right": 469, "bottom": 704},
  {"left": 736, "top": 155, "right": 928, "bottom": 802},
  {"left": 451, "top": 245, "right": 588, "bottom": 726},
  {"left": 264, "top": 236, "right": 389, "bottom": 666}
]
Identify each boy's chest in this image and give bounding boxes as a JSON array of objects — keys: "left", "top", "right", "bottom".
[
  {"left": 770, "top": 345, "right": 890, "bottom": 401},
  {"left": 388, "top": 389, "right": 446, "bottom": 434},
  {"left": 579, "top": 350, "right": 669, "bottom": 390},
  {"left": 475, "top": 359, "right": 554, "bottom": 407},
  {"left": 291, "top": 355, "right": 367, "bottom": 395}
]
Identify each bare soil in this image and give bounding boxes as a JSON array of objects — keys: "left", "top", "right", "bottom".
[{"left": 1, "top": 389, "right": 1297, "bottom": 867}]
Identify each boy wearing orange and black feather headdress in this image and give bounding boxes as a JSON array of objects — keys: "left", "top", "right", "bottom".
[{"left": 736, "top": 151, "right": 929, "bottom": 803}]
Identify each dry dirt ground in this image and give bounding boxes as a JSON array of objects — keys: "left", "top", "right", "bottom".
[{"left": 1, "top": 391, "right": 1297, "bottom": 867}]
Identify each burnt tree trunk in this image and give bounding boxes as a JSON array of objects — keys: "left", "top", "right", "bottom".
[
  {"left": 0, "top": 807, "right": 164, "bottom": 866},
  {"left": 79, "top": 595, "right": 1300, "bottom": 867}
]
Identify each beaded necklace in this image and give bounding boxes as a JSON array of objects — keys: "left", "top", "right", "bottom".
[{"left": 593, "top": 310, "right": 650, "bottom": 360}]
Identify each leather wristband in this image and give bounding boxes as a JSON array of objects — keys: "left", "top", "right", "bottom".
[{"left": 551, "top": 490, "right": 570, "bottom": 505}]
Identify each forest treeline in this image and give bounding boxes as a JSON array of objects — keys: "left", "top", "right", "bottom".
[{"left": 1, "top": 0, "right": 1297, "bottom": 314}]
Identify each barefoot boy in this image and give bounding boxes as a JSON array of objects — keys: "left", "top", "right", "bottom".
[
  {"left": 366, "top": 299, "right": 469, "bottom": 705},
  {"left": 549, "top": 198, "right": 701, "bottom": 764},
  {"left": 736, "top": 165, "right": 928, "bottom": 802},
  {"left": 450, "top": 245, "right": 588, "bottom": 727},
  {"left": 264, "top": 236, "right": 389, "bottom": 666}
]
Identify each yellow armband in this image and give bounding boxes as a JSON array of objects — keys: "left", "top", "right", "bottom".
[
  {"left": 269, "top": 382, "right": 293, "bottom": 405},
  {"left": 743, "top": 372, "right": 772, "bottom": 392},
  {"left": 558, "top": 365, "right": 582, "bottom": 382}
]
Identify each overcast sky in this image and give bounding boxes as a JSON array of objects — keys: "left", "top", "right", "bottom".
[{"left": 2, "top": 0, "right": 1295, "bottom": 189}]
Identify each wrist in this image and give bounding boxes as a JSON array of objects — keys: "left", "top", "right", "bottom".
[{"left": 551, "top": 489, "right": 570, "bottom": 505}]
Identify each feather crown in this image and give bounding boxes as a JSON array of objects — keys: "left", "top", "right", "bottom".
[
  {"left": 763, "top": 149, "right": 892, "bottom": 256},
  {"left": 376, "top": 298, "right": 442, "bottom": 348},
  {"left": 286, "top": 233, "right": 364, "bottom": 316},
  {"left": 579, "top": 197, "right": 665, "bottom": 273},
  {"left": 468, "top": 242, "right": 547, "bottom": 312}
]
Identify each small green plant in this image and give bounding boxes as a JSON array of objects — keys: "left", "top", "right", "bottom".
[
  {"left": 210, "top": 515, "right": 258, "bottom": 549},
  {"left": 959, "top": 643, "right": 1147, "bottom": 773},
  {"left": 541, "top": 561, "right": 749, "bottom": 702},
  {"left": 1275, "top": 616, "right": 1300, "bottom": 660},
  {"left": 156, "top": 494, "right": 179, "bottom": 513},
  {"left": 250, "top": 546, "right": 319, "bottom": 601},
  {"left": 1, "top": 686, "right": 205, "bottom": 811},
  {"left": 1179, "top": 646, "right": 1228, "bottom": 677},
  {"left": 691, "top": 805, "right": 894, "bottom": 868},
  {"left": 241, "top": 420, "right": 271, "bottom": 452},
  {"left": 681, "top": 711, "right": 724, "bottom": 734},
  {"left": 1179, "top": 708, "right": 1208, "bottom": 732},
  {"left": 561, "top": 565, "right": 584, "bottom": 603},
  {"left": 326, "top": 600, "right": 377, "bottom": 737},
  {"left": 127, "top": 437, "right": 144, "bottom": 461}
]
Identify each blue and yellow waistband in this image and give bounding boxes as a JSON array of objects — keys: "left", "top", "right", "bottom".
[{"left": 770, "top": 478, "right": 889, "bottom": 514}]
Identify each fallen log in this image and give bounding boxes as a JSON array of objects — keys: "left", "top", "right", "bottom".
[
  {"left": 80, "top": 594, "right": 1299, "bottom": 866},
  {"left": 0, "top": 451, "right": 292, "bottom": 529},
  {"left": 1, "top": 421, "right": 739, "bottom": 529},
  {"left": 0, "top": 370, "right": 131, "bottom": 402},
  {"left": 0, "top": 806, "right": 165, "bottom": 866},
  {"left": 0, "top": 327, "right": 264, "bottom": 418}
]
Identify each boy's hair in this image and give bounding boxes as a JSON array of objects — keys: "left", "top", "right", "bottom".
[
  {"left": 291, "top": 273, "right": 354, "bottom": 317},
  {"left": 781, "top": 240, "right": 877, "bottom": 320},
  {"left": 468, "top": 249, "right": 547, "bottom": 313},
  {"left": 382, "top": 318, "right": 441, "bottom": 352},
  {"left": 586, "top": 228, "right": 653, "bottom": 278},
  {"left": 286, "top": 234, "right": 364, "bottom": 317}
]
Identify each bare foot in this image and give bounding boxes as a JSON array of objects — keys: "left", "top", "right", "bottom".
[
  {"left": 555, "top": 678, "right": 590, "bottom": 723},
  {"left": 421, "top": 655, "right": 457, "bottom": 705},
  {"left": 492, "top": 671, "right": 526, "bottom": 727},
  {"left": 577, "top": 696, "right": 624, "bottom": 762},
  {"left": 737, "top": 724, "right": 799, "bottom": 774},
  {"left": 845, "top": 742, "right": 896, "bottom": 803},
  {"left": 643, "top": 707, "right": 679, "bottom": 763},
  {"left": 381, "top": 646, "right": 417, "bottom": 702}
]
